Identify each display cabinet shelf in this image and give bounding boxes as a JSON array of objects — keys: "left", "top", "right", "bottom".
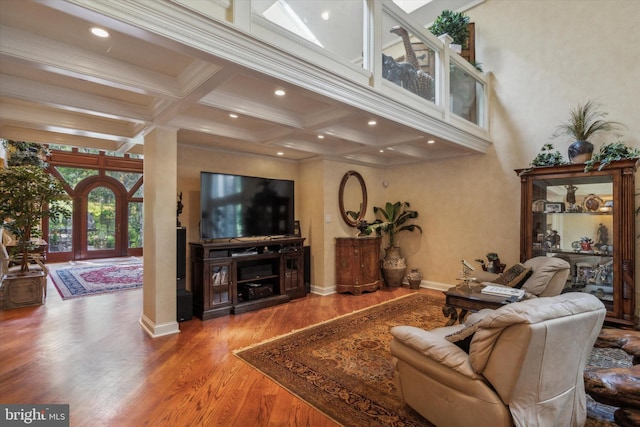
[{"left": 515, "top": 159, "right": 637, "bottom": 327}]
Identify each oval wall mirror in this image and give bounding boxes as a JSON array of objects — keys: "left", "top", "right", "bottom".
[{"left": 339, "top": 170, "right": 367, "bottom": 227}]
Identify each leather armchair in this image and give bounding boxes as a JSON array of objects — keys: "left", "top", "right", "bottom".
[
  {"left": 474, "top": 256, "right": 570, "bottom": 297},
  {"left": 390, "top": 293, "right": 606, "bottom": 427}
]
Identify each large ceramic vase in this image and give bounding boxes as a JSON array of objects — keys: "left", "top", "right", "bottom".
[
  {"left": 568, "top": 140, "right": 594, "bottom": 164},
  {"left": 381, "top": 247, "right": 406, "bottom": 288}
]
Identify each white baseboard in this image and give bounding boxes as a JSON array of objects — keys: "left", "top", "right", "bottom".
[{"left": 139, "top": 314, "right": 180, "bottom": 338}]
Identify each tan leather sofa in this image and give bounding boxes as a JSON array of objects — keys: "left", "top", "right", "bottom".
[
  {"left": 390, "top": 293, "right": 606, "bottom": 427},
  {"left": 475, "top": 256, "right": 571, "bottom": 297}
]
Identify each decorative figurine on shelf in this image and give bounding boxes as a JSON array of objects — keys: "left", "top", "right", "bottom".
[
  {"left": 580, "top": 237, "right": 594, "bottom": 252},
  {"left": 596, "top": 223, "right": 609, "bottom": 246},
  {"left": 565, "top": 185, "right": 578, "bottom": 209},
  {"left": 176, "top": 192, "right": 184, "bottom": 227},
  {"left": 544, "top": 230, "right": 561, "bottom": 249}
]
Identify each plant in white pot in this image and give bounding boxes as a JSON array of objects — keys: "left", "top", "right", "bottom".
[
  {"left": 365, "top": 201, "right": 422, "bottom": 287},
  {"left": 0, "top": 140, "right": 70, "bottom": 307},
  {"left": 552, "top": 100, "right": 624, "bottom": 164},
  {"left": 429, "top": 10, "right": 470, "bottom": 53}
]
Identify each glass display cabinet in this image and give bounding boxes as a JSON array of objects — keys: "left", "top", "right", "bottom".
[{"left": 515, "top": 159, "right": 637, "bottom": 327}]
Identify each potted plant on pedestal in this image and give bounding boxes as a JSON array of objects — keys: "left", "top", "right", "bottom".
[
  {"left": 552, "top": 100, "right": 624, "bottom": 164},
  {"left": 365, "top": 201, "right": 422, "bottom": 287},
  {"left": 0, "top": 140, "right": 70, "bottom": 307}
]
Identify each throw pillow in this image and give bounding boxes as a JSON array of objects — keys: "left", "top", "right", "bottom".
[
  {"left": 445, "top": 321, "right": 480, "bottom": 353},
  {"left": 493, "top": 263, "right": 532, "bottom": 288}
]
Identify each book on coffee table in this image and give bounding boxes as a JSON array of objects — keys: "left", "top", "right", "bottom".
[{"left": 481, "top": 285, "right": 525, "bottom": 299}]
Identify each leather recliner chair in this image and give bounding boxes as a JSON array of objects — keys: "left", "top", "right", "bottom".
[{"left": 390, "top": 293, "right": 606, "bottom": 427}]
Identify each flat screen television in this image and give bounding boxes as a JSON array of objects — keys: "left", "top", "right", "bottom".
[{"left": 200, "top": 172, "right": 295, "bottom": 240}]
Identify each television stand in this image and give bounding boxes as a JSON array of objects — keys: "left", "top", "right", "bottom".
[{"left": 190, "top": 237, "right": 306, "bottom": 320}]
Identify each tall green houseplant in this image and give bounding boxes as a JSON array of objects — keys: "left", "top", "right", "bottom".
[
  {"left": 367, "top": 201, "right": 422, "bottom": 248},
  {"left": 0, "top": 140, "right": 70, "bottom": 272}
]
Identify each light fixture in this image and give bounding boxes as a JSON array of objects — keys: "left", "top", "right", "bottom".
[
  {"left": 321, "top": 11, "right": 330, "bottom": 20},
  {"left": 229, "top": 113, "right": 238, "bottom": 118},
  {"left": 368, "top": 120, "right": 377, "bottom": 126},
  {"left": 277, "top": 151, "right": 284, "bottom": 156},
  {"left": 379, "top": 149, "right": 384, "bottom": 153},
  {"left": 427, "top": 139, "right": 435, "bottom": 144},
  {"left": 274, "top": 89, "right": 286, "bottom": 96},
  {"left": 317, "top": 135, "right": 325, "bottom": 139},
  {"left": 90, "top": 27, "right": 110, "bottom": 38}
]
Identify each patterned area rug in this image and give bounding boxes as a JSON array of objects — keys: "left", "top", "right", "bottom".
[
  {"left": 51, "top": 258, "right": 143, "bottom": 299},
  {"left": 234, "top": 293, "right": 629, "bottom": 427}
]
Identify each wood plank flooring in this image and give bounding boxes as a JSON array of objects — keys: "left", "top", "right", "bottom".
[{"left": 0, "top": 275, "right": 443, "bottom": 426}]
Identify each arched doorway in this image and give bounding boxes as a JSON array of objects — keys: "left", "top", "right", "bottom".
[
  {"left": 75, "top": 177, "right": 128, "bottom": 259},
  {"left": 45, "top": 148, "right": 144, "bottom": 263}
]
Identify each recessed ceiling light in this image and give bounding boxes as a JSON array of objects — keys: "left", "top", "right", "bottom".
[
  {"left": 321, "top": 11, "right": 330, "bottom": 20},
  {"left": 368, "top": 120, "right": 377, "bottom": 126},
  {"left": 427, "top": 139, "right": 435, "bottom": 144},
  {"left": 90, "top": 27, "right": 110, "bottom": 38},
  {"left": 379, "top": 149, "right": 384, "bottom": 153},
  {"left": 229, "top": 113, "right": 238, "bottom": 118},
  {"left": 317, "top": 135, "right": 325, "bottom": 139},
  {"left": 274, "top": 89, "right": 286, "bottom": 96},
  {"left": 277, "top": 151, "right": 284, "bottom": 156}
]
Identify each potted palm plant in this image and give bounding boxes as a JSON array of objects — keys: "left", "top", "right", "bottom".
[
  {"left": 0, "top": 140, "right": 70, "bottom": 307},
  {"left": 365, "top": 201, "right": 422, "bottom": 287},
  {"left": 552, "top": 100, "right": 624, "bottom": 164}
]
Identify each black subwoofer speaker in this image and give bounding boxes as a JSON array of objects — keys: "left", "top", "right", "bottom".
[
  {"left": 177, "top": 227, "right": 187, "bottom": 291},
  {"left": 177, "top": 289, "right": 193, "bottom": 322}
]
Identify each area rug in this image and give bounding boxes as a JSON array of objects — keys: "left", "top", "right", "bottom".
[
  {"left": 51, "top": 259, "right": 143, "bottom": 299},
  {"left": 234, "top": 293, "right": 628, "bottom": 427}
]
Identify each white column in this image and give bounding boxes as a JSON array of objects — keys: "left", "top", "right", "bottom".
[{"left": 139, "top": 126, "right": 180, "bottom": 337}]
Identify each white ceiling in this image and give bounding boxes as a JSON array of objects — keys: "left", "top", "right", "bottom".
[{"left": 0, "top": 0, "right": 483, "bottom": 167}]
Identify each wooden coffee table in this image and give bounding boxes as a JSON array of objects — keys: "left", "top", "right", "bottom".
[{"left": 443, "top": 284, "right": 509, "bottom": 326}]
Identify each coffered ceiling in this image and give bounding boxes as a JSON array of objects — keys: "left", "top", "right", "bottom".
[{"left": 0, "top": 0, "right": 486, "bottom": 167}]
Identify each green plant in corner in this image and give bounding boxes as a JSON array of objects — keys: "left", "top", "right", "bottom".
[
  {"left": 365, "top": 201, "right": 422, "bottom": 248},
  {"left": 429, "top": 10, "right": 470, "bottom": 46},
  {"left": 583, "top": 141, "right": 640, "bottom": 172},
  {"left": 0, "top": 140, "right": 71, "bottom": 272}
]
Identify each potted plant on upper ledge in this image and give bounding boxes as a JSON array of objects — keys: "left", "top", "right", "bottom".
[
  {"left": 429, "top": 10, "right": 470, "bottom": 53},
  {"left": 365, "top": 201, "right": 422, "bottom": 287},
  {"left": 0, "top": 140, "right": 70, "bottom": 308}
]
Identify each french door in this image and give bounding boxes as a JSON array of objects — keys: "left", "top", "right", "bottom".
[{"left": 76, "top": 177, "right": 127, "bottom": 259}]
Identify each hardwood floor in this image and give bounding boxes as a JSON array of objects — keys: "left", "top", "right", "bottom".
[{"left": 0, "top": 276, "right": 443, "bottom": 426}]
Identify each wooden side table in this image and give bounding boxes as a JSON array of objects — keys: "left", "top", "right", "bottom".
[{"left": 443, "top": 284, "right": 508, "bottom": 326}]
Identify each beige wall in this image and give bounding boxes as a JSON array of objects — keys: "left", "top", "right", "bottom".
[{"left": 177, "top": 0, "right": 640, "bottom": 318}]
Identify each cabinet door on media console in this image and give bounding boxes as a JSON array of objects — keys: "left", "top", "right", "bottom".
[
  {"left": 206, "top": 260, "right": 234, "bottom": 308},
  {"left": 281, "top": 250, "right": 305, "bottom": 299}
]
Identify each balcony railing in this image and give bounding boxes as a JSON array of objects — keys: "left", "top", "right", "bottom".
[{"left": 174, "top": 0, "right": 488, "bottom": 133}]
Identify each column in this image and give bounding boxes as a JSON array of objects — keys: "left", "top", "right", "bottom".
[{"left": 140, "top": 126, "right": 180, "bottom": 337}]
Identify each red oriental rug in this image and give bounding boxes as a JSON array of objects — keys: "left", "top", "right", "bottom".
[{"left": 51, "top": 259, "right": 143, "bottom": 299}]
